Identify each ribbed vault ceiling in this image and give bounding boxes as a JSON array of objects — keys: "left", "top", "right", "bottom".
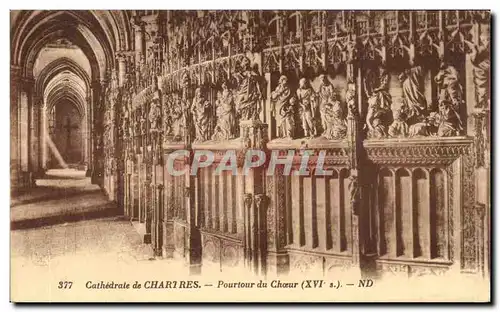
[
  {"left": 11, "top": 10, "right": 132, "bottom": 81},
  {"left": 45, "top": 71, "right": 87, "bottom": 117}
]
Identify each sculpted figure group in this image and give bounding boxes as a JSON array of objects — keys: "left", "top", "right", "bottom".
[
  {"left": 152, "top": 56, "right": 466, "bottom": 145},
  {"left": 273, "top": 74, "right": 347, "bottom": 140},
  {"left": 365, "top": 62, "right": 464, "bottom": 139},
  {"left": 161, "top": 57, "right": 263, "bottom": 143}
]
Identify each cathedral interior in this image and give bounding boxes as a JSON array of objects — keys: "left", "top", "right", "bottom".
[{"left": 10, "top": 10, "right": 490, "bottom": 279}]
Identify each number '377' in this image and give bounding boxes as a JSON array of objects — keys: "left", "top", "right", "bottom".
[{"left": 58, "top": 281, "right": 73, "bottom": 289}]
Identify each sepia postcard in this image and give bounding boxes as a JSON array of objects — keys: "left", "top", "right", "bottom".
[{"left": 10, "top": 9, "right": 491, "bottom": 302}]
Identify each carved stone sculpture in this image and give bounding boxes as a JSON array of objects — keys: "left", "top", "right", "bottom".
[
  {"left": 367, "top": 115, "right": 387, "bottom": 139},
  {"left": 408, "top": 115, "right": 437, "bottom": 137},
  {"left": 134, "top": 113, "right": 141, "bottom": 137},
  {"left": 317, "top": 74, "right": 335, "bottom": 131},
  {"left": 398, "top": 65, "right": 427, "bottom": 124},
  {"left": 434, "top": 62, "right": 463, "bottom": 110},
  {"left": 435, "top": 99, "right": 463, "bottom": 137},
  {"left": 296, "top": 78, "right": 317, "bottom": 138},
  {"left": 163, "top": 94, "right": 173, "bottom": 136},
  {"left": 234, "top": 57, "right": 263, "bottom": 121},
  {"left": 191, "top": 88, "right": 211, "bottom": 143},
  {"left": 468, "top": 31, "right": 490, "bottom": 109},
  {"left": 388, "top": 108, "right": 409, "bottom": 138},
  {"left": 321, "top": 93, "right": 347, "bottom": 140},
  {"left": 348, "top": 173, "right": 360, "bottom": 215},
  {"left": 170, "top": 94, "right": 186, "bottom": 141},
  {"left": 278, "top": 96, "right": 296, "bottom": 139},
  {"left": 148, "top": 98, "right": 162, "bottom": 132},
  {"left": 365, "top": 66, "right": 392, "bottom": 139},
  {"left": 345, "top": 83, "right": 358, "bottom": 118},
  {"left": 170, "top": 73, "right": 193, "bottom": 143},
  {"left": 140, "top": 111, "right": 147, "bottom": 136},
  {"left": 212, "top": 82, "right": 237, "bottom": 141},
  {"left": 271, "top": 75, "right": 293, "bottom": 139}
]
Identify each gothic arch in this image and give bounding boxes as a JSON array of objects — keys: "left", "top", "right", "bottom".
[
  {"left": 11, "top": 10, "right": 131, "bottom": 80},
  {"left": 35, "top": 57, "right": 91, "bottom": 99},
  {"left": 45, "top": 73, "right": 87, "bottom": 117}
]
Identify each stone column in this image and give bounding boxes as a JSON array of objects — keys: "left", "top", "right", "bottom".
[
  {"left": 243, "top": 193, "right": 254, "bottom": 270},
  {"left": 41, "top": 101, "right": 48, "bottom": 172},
  {"left": 162, "top": 149, "right": 176, "bottom": 258},
  {"left": 82, "top": 96, "right": 89, "bottom": 171},
  {"left": 347, "top": 106, "right": 362, "bottom": 270},
  {"left": 346, "top": 56, "right": 365, "bottom": 276},
  {"left": 466, "top": 19, "right": 490, "bottom": 277},
  {"left": 143, "top": 178, "right": 152, "bottom": 243},
  {"left": 131, "top": 16, "right": 145, "bottom": 64},
  {"left": 85, "top": 93, "right": 93, "bottom": 176},
  {"left": 10, "top": 65, "right": 21, "bottom": 191},
  {"left": 30, "top": 94, "right": 40, "bottom": 177},
  {"left": 117, "top": 53, "right": 127, "bottom": 87},
  {"left": 185, "top": 161, "right": 202, "bottom": 275},
  {"left": 91, "top": 80, "right": 104, "bottom": 185},
  {"left": 153, "top": 183, "right": 164, "bottom": 256},
  {"left": 266, "top": 165, "right": 289, "bottom": 276},
  {"left": 152, "top": 135, "right": 164, "bottom": 256},
  {"left": 240, "top": 119, "right": 269, "bottom": 275},
  {"left": 474, "top": 203, "right": 486, "bottom": 277},
  {"left": 17, "top": 76, "right": 36, "bottom": 188},
  {"left": 35, "top": 96, "right": 45, "bottom": 177},
  {"left": 24, "top": 77, "right": 35, "bottom": 185},
  {"left": 177, "top": 153, "right": 202, "bottom": 275},
  {"left": 124, "top": 157, "right": 132, "bottom": 218},
  {"left": 264, "top": 73, "right": 274, "bottom": 139}
]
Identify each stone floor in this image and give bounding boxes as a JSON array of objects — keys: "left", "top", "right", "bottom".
[
  {"left": 10, "top": 169, "right": 159, "bottom": 264},
  {"left": 11, "top": 170, "right": 123, "bottom": 231},
  {"left": 10, "top": 169, "right": 189, "bottom": 301}
]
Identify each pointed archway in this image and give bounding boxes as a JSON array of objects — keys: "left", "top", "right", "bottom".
[{"left": 10, "top": 10, "right": 132, "bottom": 192}]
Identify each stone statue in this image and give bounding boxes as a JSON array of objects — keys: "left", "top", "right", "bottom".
[
  {"left": 434, "top": 62, "right": 463, "bottom": 110},
  {"left": 365, "top": 65, "right": 392, "bottom": 139},
  {"left": 467, "top": 30, "right": 490, "bottom": 109},
  {"left": 212, "top": 82, "right": 236, "bottom": 140},
  {"left": 134, "top": 114, "right": 141, "bottom": 137},
  {"left": 398, "top": 65, "right": 427, "bottom": 123},
  {"left": 179, "top": 73, "right": 193, "bottom": 143},
  {"left": 348, "top": 173, "right": 360, "bottom": 214},
  {"left": 367, "top": 113, "right": 387, "bottom": 139},
  {"left": 234, "top": 57, "right": 263, "bottom": 121},
  {"left": 170, "top": 94, "right": 185, "bottom": 140},
  {"left": 271, "top": 75, "right": 292, "bottom": 137},
  {"left": 435, "top": 99, "right": 462, "bottom": 137},
  {"left": 408, "top": 115, "right": 437, "bottom": 137},
  {"left": 163, "top": 94, "right": 173, "bottom": 136},
  {"left": 296, "top": 78, "right": 317, "bottom": 138},
  {"left": 321, "top": 93, "right": 347, "bottom": 140},
  {"left": 121, "top": 105, "right": 130, "bottom": 139},
  {"left": 317, "top": 74, "right": 335, "bottom": 131},
  {"left": 345, "top": 83, "right": 358, "bottom": 118},
  {"left": 140, "top": 111, "right": 147, "bottom": 136},
  {"left": 121, "top": 117, "right": 129, "bottom": 139},
  {"left": 139, "top": 54, "right": 148, "bottom": 89},
  {"left": 388, "top": 108, "right": 409, "bottom": 138},
  {"left": 148, "top": 98, "right": 162, "bottom": 131},
  {"left": 191, "top": 88, "right": 211, "bottom": 143},
  {"left": 278, "top": 96, "right": 296, "bottom": 139}
]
